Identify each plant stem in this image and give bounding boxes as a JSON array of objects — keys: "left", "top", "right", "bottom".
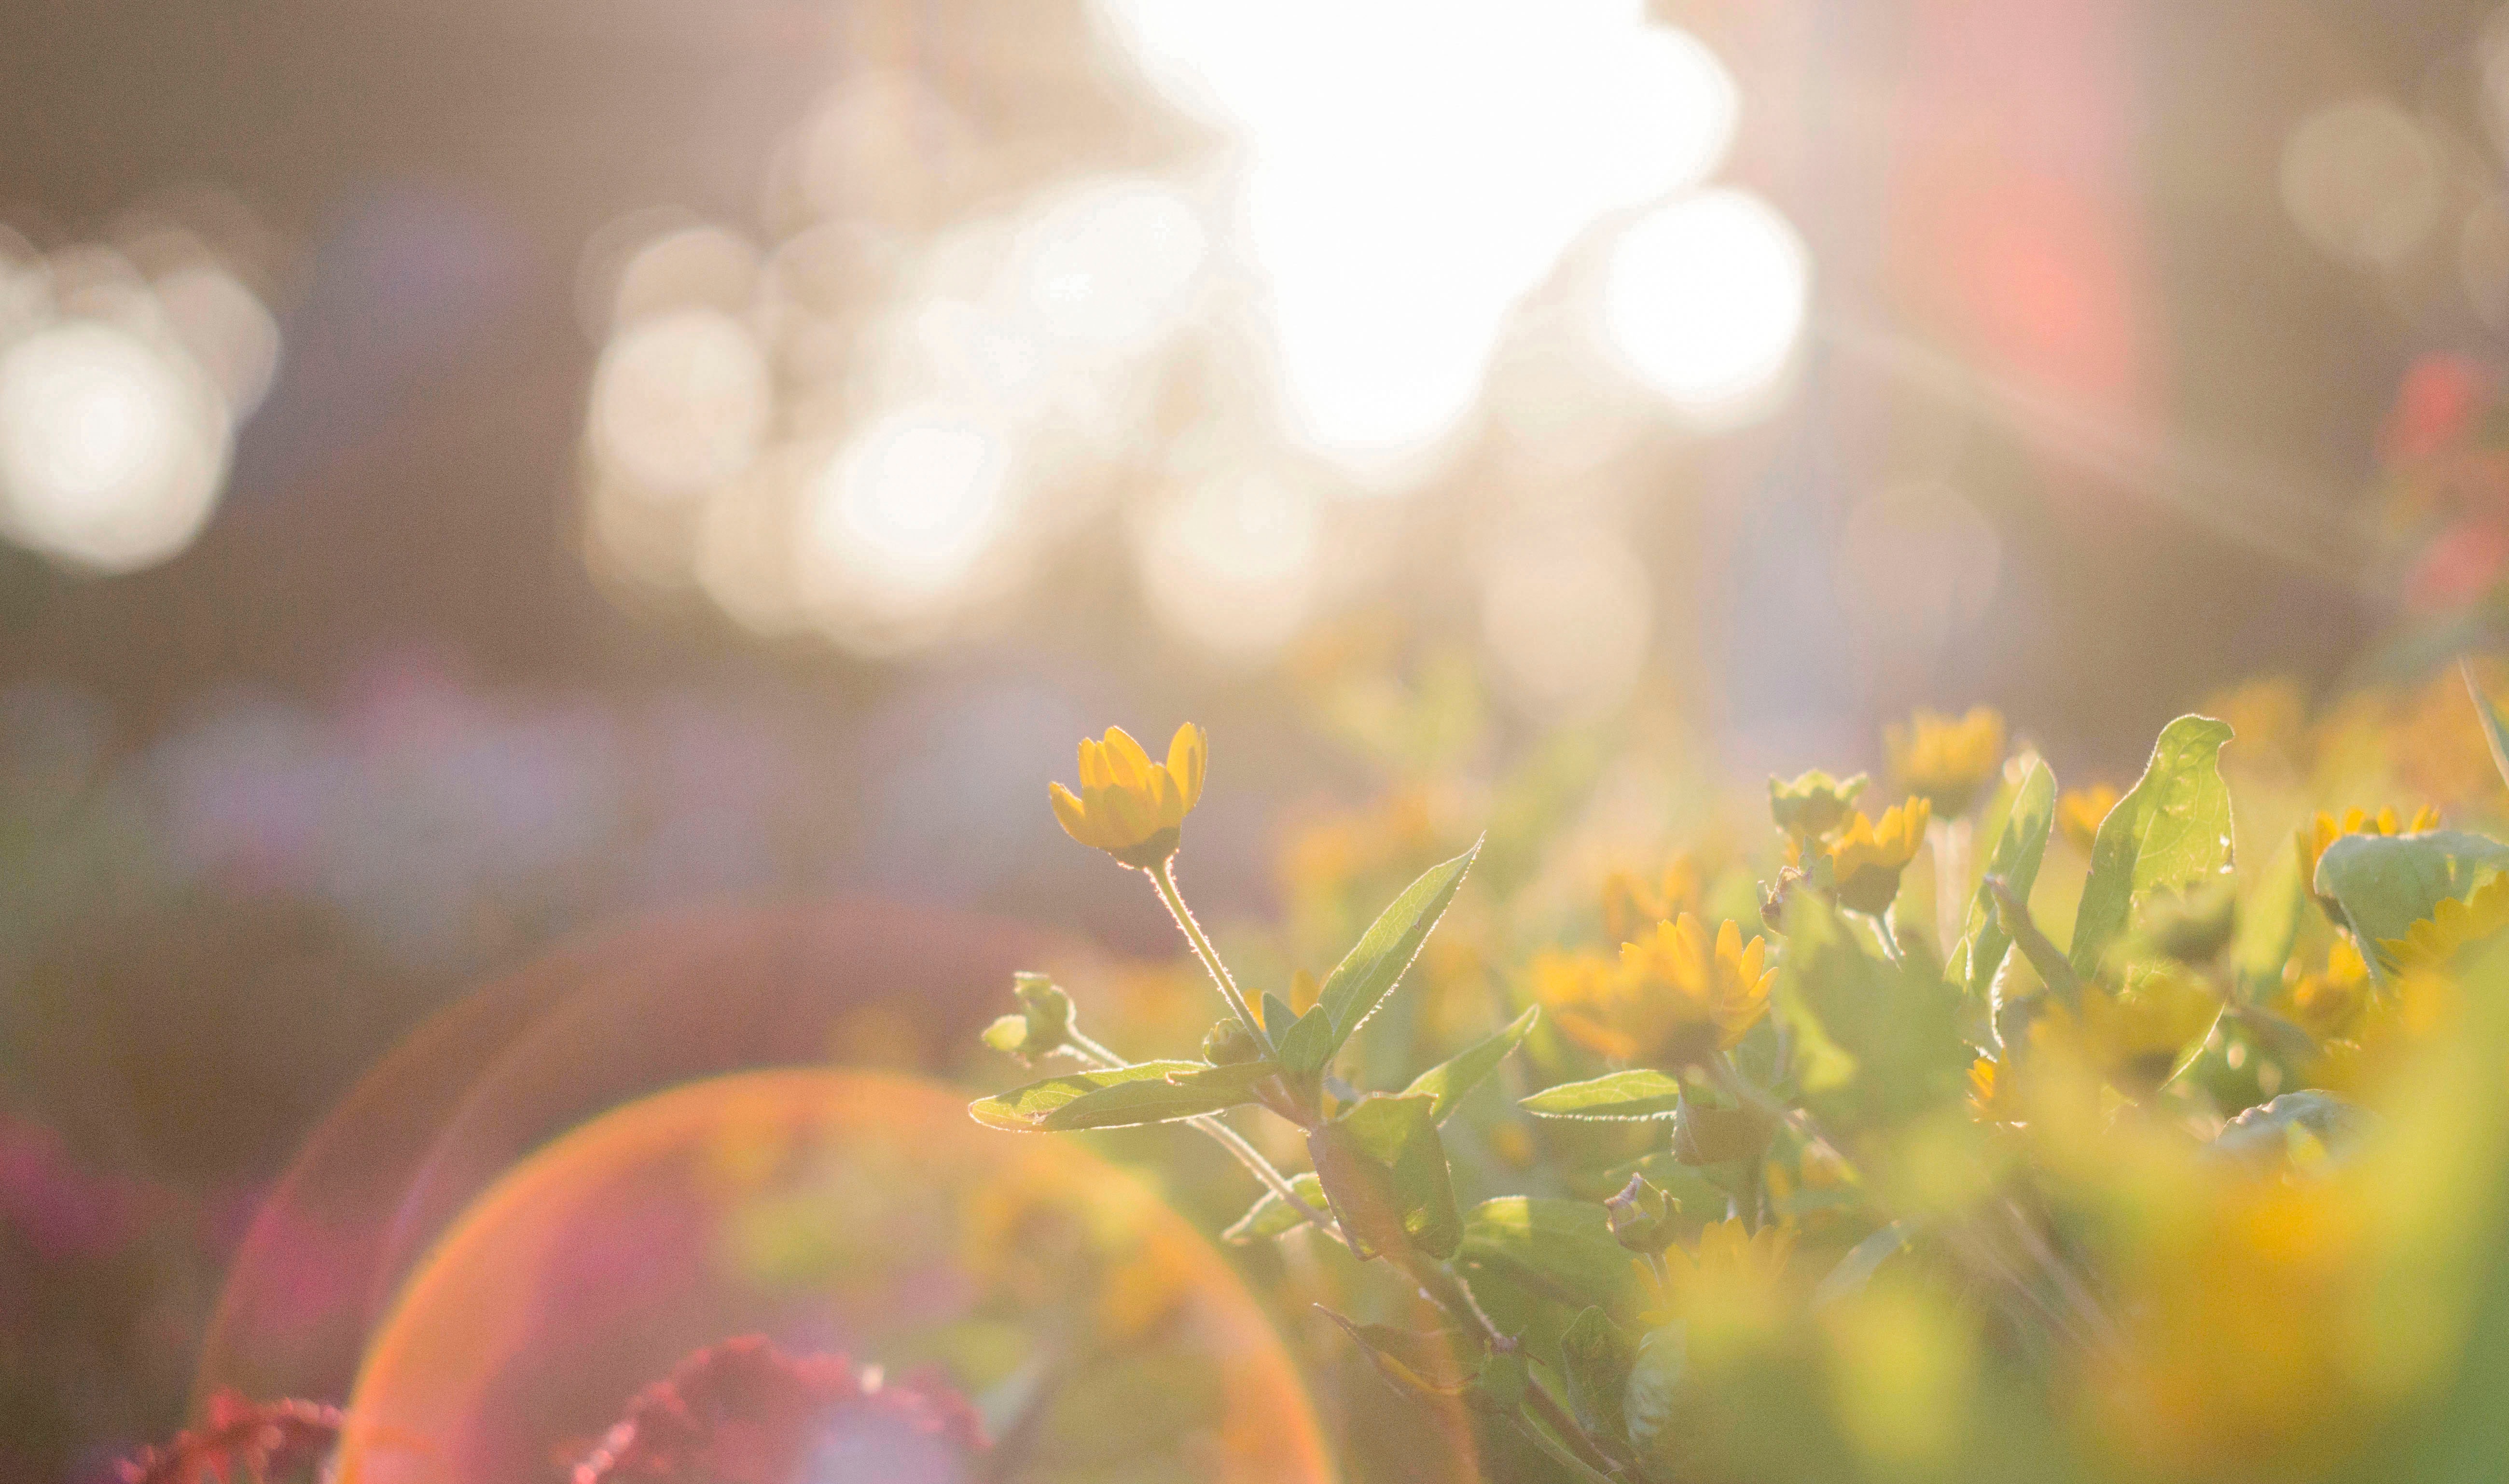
[
  {"left": 1151, "top": 857, "right": 1272, "bottom": 1054},
  {"left": 1868, "top": 910, "right": 1906, "bottom": 966},
  {"left": 1060, "top": 1037, "right": 1341, "bottom": 1243},
  {"left": 1934, "top": 815, "right": 1971, "bottom": 966},
  {"left": 1511, "top": 1415, "right": 1625, "bottom": 1484}
]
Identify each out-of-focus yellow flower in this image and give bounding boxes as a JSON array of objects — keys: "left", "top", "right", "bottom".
[
  {"left": 2202, "top": 676, "right": 2308, "bottom": 771},
  {"left": 2296, "top": 805, "right": 2441, "bottom": 888},
  {"left": 1617, "top": 915, "right": 1775, "bottom": 1064},
  {"left": 1601, "top": 856, "right": 1705, "bottom": 944},
  {"left": 2100, "top": 1175, "right": 2366, "bottom": 1477},
  {"left": 2380, "top": 873, "right": 2509, "bottom": 971},
  {"left": 1536, "top": 916, "right": 1774, "bottom": 1067},
  {"left": 1638, "top": 1218, "right": 1798, "bottom": 1329},
  {"left": 1886, "top": 707, "right": 2006, "bottom": 816},
  {"left": 1770, "top": 769, "right": 1867, "bottom": 844},
  {"left": 1049, "top": 723, "right": 1206, "bottom": 868},
  {"left": 1805, "top": 798, "right": 1931, "bottom": 915},
  {"left": 2276, "top": 939, "right": 2373, "bottom": 1045},
  {"left": 1966, "top": 1055, "right": 2021, "bottom": 1125},
  {"left": 2056, "top": 783, "right": 2120, "bottom": 852},
  {"left": 2029, "top": 966, "right": 2219, "bottom": 1096}
]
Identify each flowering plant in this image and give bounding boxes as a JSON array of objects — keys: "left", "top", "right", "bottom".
[{"left": 975, "top": 661, "right": 2509, "bottom": 1483}]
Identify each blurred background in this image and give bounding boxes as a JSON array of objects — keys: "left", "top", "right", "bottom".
[{"left": 5, "top": 0, "right": 2507, "bottom": 1477}]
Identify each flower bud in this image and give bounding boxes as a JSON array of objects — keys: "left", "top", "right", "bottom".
[
  {"left": 1202, "top": 1018, "right": 1262, "bottom": 1065},
  {"left": 1604, "top": 1172, "right": 1681, "bottom": 1253}
]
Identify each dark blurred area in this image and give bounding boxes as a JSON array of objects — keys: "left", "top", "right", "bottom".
[{"left": 2, "top": 0, "right": 2504, "bottom": 1477}]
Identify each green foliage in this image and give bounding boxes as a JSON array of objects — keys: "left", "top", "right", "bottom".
[
  {"left": 1454, "top": 1197, "right": 1639, "bottom": 1318},
  {"left": 1776, "top": 895, "right": 1969, "bottom": 1129},
  {"left": 1520, "top": 1068, "right": 1685, "bottom": 1120},
  {"left": 1314, "top": 1309, "right": 1483, "bottom": 1397},
  {"left": 1221, "top": 1171, "right": 1328, "bottom": 1245},
  {"left": 1293, "top": 842, "right": 1482, "bottom": 1074},
  {"left": 1959, "top": 759, "right": 2054, "bottom": 1001},
  {"left": 968, "top": 1059, "right": 1276, "bottom": 1132},
  {"left": 2315, "top": 831, "right": 2509, "bottom": 970},
  {"left": 1559, "top": 1306, "right": 1636, "bottom": 1456},
  {"left": 1402, "top": 1004, "right": 1539, "bottom": 1122},
  {"left": 1310, "top": 1092, "right": 1462, "bottom": 1260},
  {"left": 2071, "top": 715, "right": 2236, "bottom": 979}
]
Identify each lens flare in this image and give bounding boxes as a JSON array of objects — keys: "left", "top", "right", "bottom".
[
  {"left": 1600, "top": 189, "right": 1811, "bottom": 423},
  {"left": 0, "top": 318, "right": 230, "bottom": 572},
  {"left": 333, "top": 1070, "right": 1330, "bottom": 1484},
  {"left": 1096, "top": 0, "right": 1743, "bottom": 472}
]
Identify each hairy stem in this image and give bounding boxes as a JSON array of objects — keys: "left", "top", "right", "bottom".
[
  {"left": 1150, "top": 858, "right": 1272, "bottom": 1055},
  {"left": 1061, "top": 1036, "right": 1340, "bottom": 1242}
]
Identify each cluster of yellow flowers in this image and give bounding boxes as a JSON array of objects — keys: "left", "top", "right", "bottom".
[{"left": 1000, "top": 661, "right": 2509, "bottom": 1484}]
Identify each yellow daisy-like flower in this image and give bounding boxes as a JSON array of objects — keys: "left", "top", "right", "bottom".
[
  {"left": 1808, "top": 797, "right": 1932, "bottom": 915},
  {"left": 2057, "top": 783, "right": 2121, "bottom": 852},
  {"left": 1048, "top": 723, "right": 1207, "bottom": 868},
  {"left": 1600, "top": 856, "right": 1706, "bottom": 945},
  {"left": 2297, "top": 805, "right": 2440, "bottom": 889},
  {"left": 2029, "top": 965, "right": 2219, "bottom": 1096},
  {"left": 1535, "top": 916, "right": 1775, "bottom": 1068},
  {"left": 1886, "top": 706, "right": 2006, "bottom": 816},
  {"left": 1636, "top": 1218, "right": 1798, "bottom": 1328},
  {"left": 1966, "top": 1054, "right": 2022, "bottom": 1124},
  {"left": 1615, "top": 914, "right": 1776, "bottom": 1065},
  {"left": 2378, "top": 873, "right": 2509, "bottom": 971}
]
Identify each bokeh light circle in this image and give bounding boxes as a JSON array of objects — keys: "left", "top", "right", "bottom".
[
  {"left": 335, "top": 1069, "right": 1331, "bottom": 1484},
  {"left": 0, "top": 317, "right": 231, "bottom": 572},
  {"left": 588, "top": 307, "right": 773, "bottom": 499},
  {"left": 1599, "top": 188, "right": 1811, "bottom": 423}
]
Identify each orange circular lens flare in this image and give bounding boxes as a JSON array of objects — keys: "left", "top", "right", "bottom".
[{"left": 333, "top": 1069, "right": 1332, "bottom": 1484}]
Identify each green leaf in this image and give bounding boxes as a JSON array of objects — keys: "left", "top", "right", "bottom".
[
  {"left": 1559, "top": 1306, "right": 1636, "bottom": 1456},
  {"left": 1622, "top": 1324, "right": 1688, "bottom": 1464},
  {"left": 1670, "top": 1096, "right": 1774, "bottom": 1166},
  {"left": 1309, "top": 1092, "right": 1462, "bottom": 1260},
  {"left": 1316, "top": 1308, "right": 1484, "bottom": 1396},
  {"left": 1295, "top": 841, "right": 1481, "bottom": 1074},
  {"left": 1777, "top": 895, "right": 1971, "bottom": 1129},
  {"left": 2070, "top": 716, "right": 2236, "bottom": 979},
  {"left": 1455, "top": 1197, "right": 1640, "bottom": 1316},
  {"left": 2232, "top": 837, "right": 2308, "bottom": 1002},
  {"left": 969, "top": 1061, "right": 1207, "bottom": 1131},
  {"left": 1221, "top": 1172, "right": 1328, "bottom": 1245},
  {"left": 2315, "top": 831, "right": 2509, "bottom": 972},
  {"left": 1959, "top": 760, "right": 2054, "bottom": 1001},
  {"left": 2210, "top": 1091, "right": 2376, "bottom": 1165},
  {"left": 2467, "top": 659, "right": 2509, "bottom": 797},
  {"left": 1810, "top": 1221, "right": 1909, "bottom": 1310},
  {"left": 1520, "top": 1068, "right": 1686, "bottom": 1121},
  {"left": 1039, "top": 1059, "right": 1282, "bottom": 1131},
  {"left": 1403, "top": 1005, "right": 1540, "bottom": 1122},
  {"left": 1272, "top": 1003, "right": 1338, "bottom": 1075}
]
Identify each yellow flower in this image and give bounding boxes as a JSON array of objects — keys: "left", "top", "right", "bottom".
[
  {"left": 1535, "top": 915, "right": 1775, "bottom": 1067},
  {"left": 1637, "top": 1218, "right": 1798, "bottom": 1328},
  {"left": 2029, "top": 965, "right": 2219, "bottom": 1096},
  {"left": 1048, "top": 723, "right": 1206, "bottom": 868},
  {"left": 1600, "top": 856, "right": 1705, "bottom": 945},
  {"left": 1966, "top": 1055, "right": 2021, "bottom": 1124},
  {"left": 1808, "top": 798, "right": 1931, "bottom": 915},
  {"left": 2379, "top": 873, "right": 2509, "bottom": 971},
  {"left": 2056, "top": 783, "right": 2120, "bottom": 852},
  {"left": 1886, "top": 707, "right": 2006, "bottom": 816},
  {"left": 2296, "top": 805, "right": 2440, "bottom": 890},
  {"left": 2275, "top": 939, "right": 2372, "bottom": 1044},
  {"left": 1614, "top": 915, "right": 1775, "bottom": 1065}
]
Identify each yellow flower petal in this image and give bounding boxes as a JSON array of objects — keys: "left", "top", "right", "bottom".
[{"left": 1167, "top": 722, "right": 1206, "bottom": 811}]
